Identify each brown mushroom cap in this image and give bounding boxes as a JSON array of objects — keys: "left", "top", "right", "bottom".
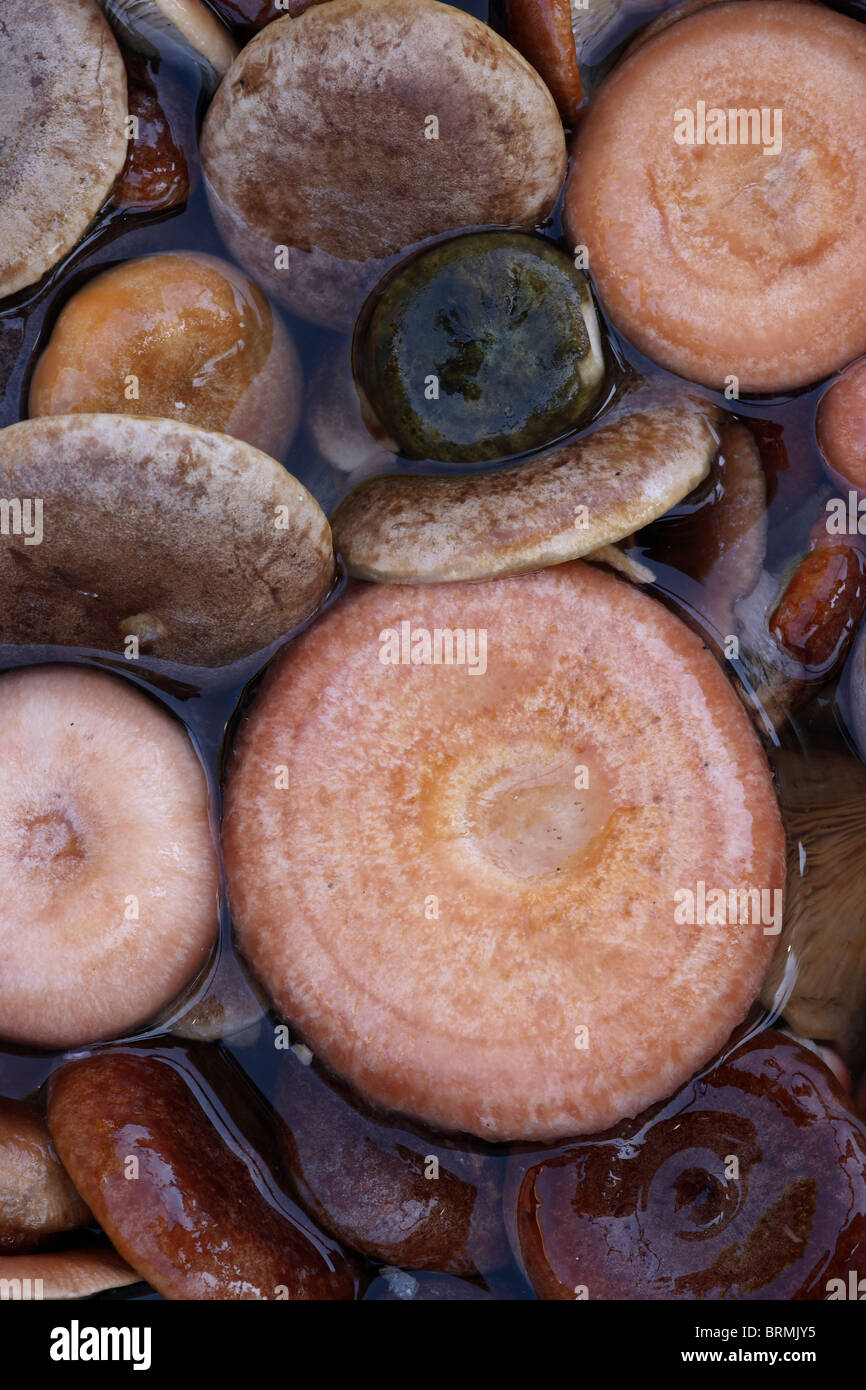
[
  {"left": 29, "top": 252, "right": 303, "bottom": 461},
  {"left": 47, "top": 1050, "right": 357, "bottom": 1300},
  {"left": 0, "top": 665, "right": 219, "bottom": 1050},
  {"left": 0, "top": 414, "right": 334, "bottom": 666},
  {"left": 200, "top": 0, "right": 567, "bottom": 328},
  {"left": 331, "top": 396, "right": 720, "bottom": 583},
  {"left": 0, "top": 0, "right": 128, "bottom": 299},
  {"left": 0, "top": 1098, "right": 90, "bottom": 1253}
]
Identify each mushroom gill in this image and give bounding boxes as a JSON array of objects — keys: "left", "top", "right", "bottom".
[{"left": 761, "top": 749, "right": 866, "bottom": 1066}]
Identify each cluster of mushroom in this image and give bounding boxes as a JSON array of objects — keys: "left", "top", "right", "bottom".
[{"left": 3, "top": 0, "right": 866, "bottom": 1304}]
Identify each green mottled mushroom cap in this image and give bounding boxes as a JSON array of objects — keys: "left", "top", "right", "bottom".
[{"left": 355, "top": 232, "right": 605, "bottom": 463}]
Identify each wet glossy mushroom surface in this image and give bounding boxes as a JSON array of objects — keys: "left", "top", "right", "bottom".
[
  {"left": 354, "top": 232, "right": 604, "bottom": 462},
  {"left": 507, "top": 1029, "right": 866, "bottom": 1300},
  {"left": 1, "top": 0, "right": 866, "bottom": 1309},
  {"left": 46, "top": 1049, "right": 357, "bottom": 1300}
]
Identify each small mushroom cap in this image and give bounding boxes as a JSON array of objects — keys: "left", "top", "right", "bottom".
[
  {"left": 47, "top": 1050, "right": 357, "bottom": 1300},
  {"left": 201, "top": 0, "right": 566, "bottom": 325},
  {"left": 0, "top": 0, "right": 128, "bottom": 299},
  {"left": 0, "top": 1098, "right": 91, "bottom": 1253},
  {"left": 816, "top": 355, "right": 866, "bottom": 491},
  {"left": 331, "top": 395, "right": 720, "bottom": 583},
  {"left": 223, "top": 562, "right": 784, "bottom": 1141},
  {"left": 0, "top": 1246, "right": 139, "bottom": 1299},
  {"left": 0, "top": 665, "right": 219, "bottom": 1050},
  {"left": 0, "top": 414, "right": 334, "bottom": 666},
  {"left": 565, "top": 1, "right": 866, "bottom": 392},
  {"left": 29, "top": 252, "right": 303, "bottom": 461}
]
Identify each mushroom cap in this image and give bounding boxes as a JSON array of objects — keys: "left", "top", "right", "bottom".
[
  {"left": 331, "top": 395, "right": 720, "bottom": 583},
  {"left": 354, "top": 232, "right": 604, "bottom": 464},
  {"left": 47, "top": 1050, "right": 357, "bottom": 1300},
  {"left": 0, "top": 1098, "right": 90, "bottom": 1253},
  {"left": 816, "top": 355, "right": 866, "bottom": 491},
  {"left": 223, "top": 562, "right": 784, "bottom": 1141},
  {"left": 274, "top": 1047, "right": 508, "bottom": 1275},
  {"left": 0, "top": 1246, "right": 139, "bottom": 1299},
  {"left": 565, "top": 1, "right": 866, "bottom": 392},
  {"left": 507, "top": 1028, "right": 866, "bottom": 1299},
  {"left": 0, "top": 0, "right": 128, "bottom": 299},
  {"left": 0, "top": 414, "right": 334, "bottom": 666},
  {"left": 29, "top": 252, "right": 303, "bottom": 462},
  {"left": 0, "top": 665, "right": 219, "bottom": 1049},
  {"left": 200, "top": 0, "right": 566, "bottom": 325}
]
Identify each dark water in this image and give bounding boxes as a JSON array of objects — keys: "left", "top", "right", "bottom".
[{"left": 1, "top": 0, "right": 863, "bottom": 1302}]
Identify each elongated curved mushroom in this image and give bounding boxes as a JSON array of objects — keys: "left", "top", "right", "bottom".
[
  {"left": 331, "top": 396, "right": 720, "bottom": 582},
  {"left": 0, "top": 0, "right": 128, "bottom": 299},
  {"left": 0, "top": 415, "right": 333, "bottom": 666},
  {"left": 200, "top": 0, "right": 567, "bottom": 328},
  {"left": 0, "top": 1247, "right": 139, "bottom": 1299},
  {"left": 47, "top": 1050, "right": 357, "bottom": 1300},
  {"left": 98, "top": 0, "right": 238, "bottom": 91}
]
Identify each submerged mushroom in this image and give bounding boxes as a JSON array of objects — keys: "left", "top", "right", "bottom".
[
  {"left": 816, "top": 355, "right": 866, "bottom": 493},
  {"left": 0, "top": 0, "right": 128, "bottom": 300},
  {"left": 30, "top": 254, "right": 302, "bottom": 461},
  {"left": 0, "top": 1098, "right": 90, "bottom": 1253},
  {"left": 171, "top": 948, "right": 267, "bottom": 1044},
  {"left": 638, "top": 420, "right": 768, "bottom": 647},
  {"left": 274, "top": 1044, "right": 509, "bottom": 1275},
  {"left": 111, "top": 55, "right": 193, "bottom": 214},
  {"left": 0, "top": 665, "right": 219, "bottom": 1050},
  {"left": 98, "top": 0, "right": 238, "bottom": 92},
  {"left": 761, "top": 749, "right": 866, "bottom": 1065},
  {"left": 331, "top": 395, "right": 719, "bottom": 582},
  {"left": 305, "top": 350, "right": 396, "bottom": 477},
  {"left": 47, "top": 1049, "right": 357, "bottom": 1300},
  {"left": 200, "top": 0, "right": 566, "bottom": 328},
  {"left": 223, "top": 562, "right": 784, "bottom": 1141},
  {"left": 565, "top": 1, "right": 866, "bottom": 392},
  {"left": 0, "top": 415, "right": 333, "bottom": 666},
  {"left": 355, "top": 233, "right": 604, "bottom": 464},
  {"left": 507, "top": 1028, "right": 866, "bottom": 1300}
]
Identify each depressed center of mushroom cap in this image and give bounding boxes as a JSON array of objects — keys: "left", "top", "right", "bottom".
[
  {"left": 565, "top": 1, "right": 866, "bottom": 391},
  {"left": 223, "top": 561, "right": 784, "bottom": 1141},
  {"left": 463, "top": 742, "right": 616, "bottom": 879}
]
